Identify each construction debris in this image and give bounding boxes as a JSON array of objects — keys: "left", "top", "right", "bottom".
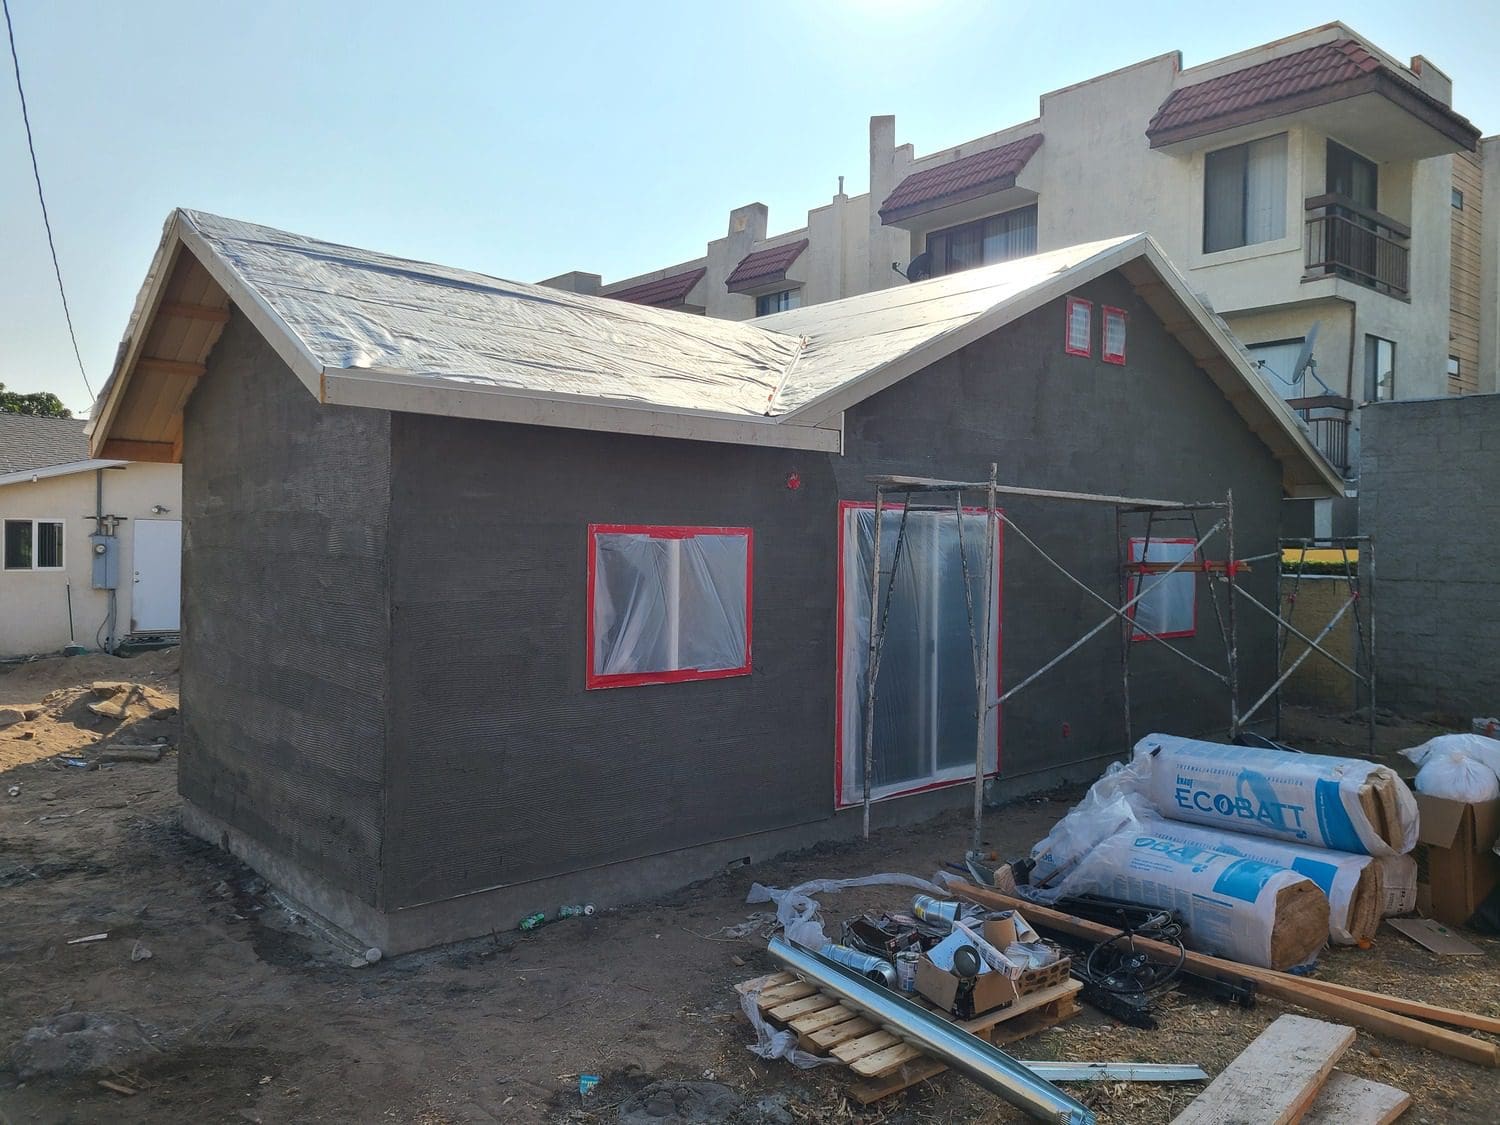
[{"left": 1169, "top": 1014, "right": 1355, "bottom": 1125}]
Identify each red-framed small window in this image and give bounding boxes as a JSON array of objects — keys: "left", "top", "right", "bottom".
[
  {"left": 586, "top": 524, "right": 752, "bottom": 689},
  {"left": 1064, "top": 297, "right": 1092, "bottom": 357},
  {"left": 1102, "top": 306, "right": 1127, "bottom": 365},
  {"left": 1126, "top": 536, "right": 1197, "bottom": 642}
]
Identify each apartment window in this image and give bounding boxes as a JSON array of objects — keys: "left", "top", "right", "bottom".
[
  {"left": 1365, "top": 336, "right": 1396, "bottom": 402},
  {"left": 925, "top": 204, "right": 1038, "bottom": 277},
  {"left": 1127, "top": 537, "right": 1197, "bottom": 641},
  {"left": 1448, "top": 355, "right": 1462, "bottom": 384},
  {"left": 3, "top": 519, "right": 64, "bottom": 571},
  {"left": 1203, "top": 134, "right": 1287, "bottom": 253},
  {"left": 1452, "top": 188, "right": 1464, "bottom": 210},
  {"left": 1064, "top": 297, "right": 1092, "bottom": 357},
  {"left": 756, "top": 288, "right": 801, "bottom": 316},
  {"left": 1327, "top": 141, "right": 1377, "bottom": 209},
  {"left": 587, "top": 524, "right": 751, "bottom": 689},
  {"left": 1102, "top": 306, "right": 1127, "bottom": 365}
]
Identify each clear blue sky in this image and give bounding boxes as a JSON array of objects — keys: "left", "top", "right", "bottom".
[{"left": 2, "top": 0, "right": 1497, "bottom": 414}]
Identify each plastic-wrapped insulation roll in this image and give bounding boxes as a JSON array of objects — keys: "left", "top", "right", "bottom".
[
  {"left": 1136, "top": 815, "right": 1381, "bottom": 944},
  {"left": 1058, "top": 829, "right": 1329, "bottom": 969},
  {"left": 1133, "top": 734, "right": 1418, "bottom": 856}
]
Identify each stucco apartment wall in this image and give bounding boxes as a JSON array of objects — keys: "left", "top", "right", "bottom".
[
  {"left": 1358, "top": 394, "right": 1500, "bottom": 718},
  {"left": 0, "top": 462, "right": 180, "bottom": 657}
]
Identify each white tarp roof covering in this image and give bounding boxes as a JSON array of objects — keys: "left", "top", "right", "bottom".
[{"left": 90, "top": 210, "right": 1342, "bottom": 494}]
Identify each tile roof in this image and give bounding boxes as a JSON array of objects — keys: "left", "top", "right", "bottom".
[
  {"left": 726, "top": 239, "right": 809, "bottom": 292},
  {"left": 606, "top": 267, "right": 707, "bottom": 307},
  {"left": 0, "top": 414, "right": 89, "bottom": 475},
  {"left": 879, "top": 133, "right": 1043, "bottom": 223},
  {"left": 1148, "top": 39, "right": 1384, "bottom": 140}
]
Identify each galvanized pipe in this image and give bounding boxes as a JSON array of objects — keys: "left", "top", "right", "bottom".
[{"left": 767, "top": 937, "right": 1095, "bottom": 1125}]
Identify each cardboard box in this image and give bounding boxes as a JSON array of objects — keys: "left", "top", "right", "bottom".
[
  {"left": 914, "top": 917, "right": 1067, "bottom": 1017},
  {"left": 1415, "top": 792, "right": 1500, "bottom": 927}
]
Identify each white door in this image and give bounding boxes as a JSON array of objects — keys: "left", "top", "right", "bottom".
[{"left": 132, "top": 519, "right": 182, "bottom": 633}]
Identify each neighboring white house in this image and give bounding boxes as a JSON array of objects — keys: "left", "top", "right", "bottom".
[
  {"left": 545, "top": 22, "right": 1492, "bottom": 493},
  {"left": 0, "top": 414, "right": 182, "bottom": 658}
]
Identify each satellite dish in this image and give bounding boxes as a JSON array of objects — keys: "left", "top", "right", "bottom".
[
  {"left": 893, "top": 251, "right": 933, "bottom": 284},
  {"left": 1290, "top": 322, "right": 1320, "bottom": 390}
]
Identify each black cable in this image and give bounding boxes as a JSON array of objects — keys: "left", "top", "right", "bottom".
[{"left": 4, "top": 0, "right": 92, "bottom": 399}]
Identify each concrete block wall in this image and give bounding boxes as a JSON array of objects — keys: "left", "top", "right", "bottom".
[{"left": 1359, "top": 394, "right": 1500, "bottom": 718}]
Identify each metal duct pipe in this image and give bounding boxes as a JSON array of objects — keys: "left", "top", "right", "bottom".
[{"left": 767, "top": 937, "right": 1095, "bottom": 1125}]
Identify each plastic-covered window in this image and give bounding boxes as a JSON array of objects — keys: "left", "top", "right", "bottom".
[
  {"left": 1102, "top": 306, "right": 1127, "bottom": 365},
  {"left": 1065, "top": 297, "right": 1092, "bottom": 357},
  {"left": 1127, "top": 537, "right": 1196, "bottom": 641},
  {"left": 587, "top": 525, "right": 752, "bottom": 688}
]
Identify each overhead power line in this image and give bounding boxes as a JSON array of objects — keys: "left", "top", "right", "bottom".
[{"left": 3, "top": 0, "right": 92, "bottom": 399}]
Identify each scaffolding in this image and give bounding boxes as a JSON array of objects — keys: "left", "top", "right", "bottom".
[{"left": 859, "top": 468, "right": 1240, "bottom": 850}]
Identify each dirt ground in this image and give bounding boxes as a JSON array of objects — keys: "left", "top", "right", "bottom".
[{"left": 2, "top": 654, "right": 1498, "bottom": 1125}]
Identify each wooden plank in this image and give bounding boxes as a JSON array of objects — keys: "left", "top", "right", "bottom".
[
  {"left": 1287, "top": 976, "right": 1500, "bottom": 1036},
  {"left": 956, "top": 978, "right": 1082, "bottom": 1036},
  {"left": 1170, "top": 1014, "right": 1355, "bottom": 1125},
  {"left": 768, "top": 993, "right": 838, "bottom": 1022},
  {"left": 98, "top": 438, "right": 178, "bottom": 463},
  {"left": 158, "top": 300, "right": 230, "bottom": 323},
  {"left": 787, "top": 1003, "right": 858, "bottom": 1035},
  {"left": 832, "top": 1030, "right": 900, "bottom": 1065},
  {"left": 756, "top": 980, "right": 817, "bottom": 1008},
  {"left": 136, "top": 357, "right": 206, "bottom": 378},
  {"left": 850, "top": 1041, "right": 925, "bottom": 1077},
  {"left": 1301, "top": 1071, "right": 1411, "bottom": 1125},
  {"left": 849, "top": 1058, "right": 948, "bottom": 1105},
  {"left": 808, "top": 1015, "right": 875, "bottom": 1050},
  {"left": 953, "top": 882, "right": 1500, "bottom": 1067}
]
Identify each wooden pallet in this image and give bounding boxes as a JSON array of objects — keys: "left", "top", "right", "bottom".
[{"left": 737, "top": 969, "right": 1082, "bottom": 1104}]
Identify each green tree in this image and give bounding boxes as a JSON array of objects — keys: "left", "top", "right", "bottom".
[{"left": 0, "top": 383, "right": 71, "bottom": 418}]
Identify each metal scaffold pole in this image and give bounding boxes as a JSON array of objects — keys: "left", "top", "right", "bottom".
[{"left": 973, "top": 463, "right": 997, "bottom": 855}]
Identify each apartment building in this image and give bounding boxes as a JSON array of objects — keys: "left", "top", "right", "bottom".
[{"left": 543, "top": 23, "right": 1491, "bottom": 492}]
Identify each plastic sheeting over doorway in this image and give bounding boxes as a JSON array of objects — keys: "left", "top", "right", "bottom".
[{"left": 837, "top": 504, "right": 1000, "bottom": 804}]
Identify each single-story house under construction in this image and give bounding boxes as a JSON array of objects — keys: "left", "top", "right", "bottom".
[
  {"left": 88, "top": 211, "right": 1341, "bottom": 952},
  {"left": 0, "top": 414, "right": 182, "bottom": 657}
]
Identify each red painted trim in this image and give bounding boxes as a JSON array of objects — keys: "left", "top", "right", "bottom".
[
  {"left": 1064, "top": 296, "right": 1092, "bottom": 358},
  {"left": 834, "top": 500, "right": 1004, "bottom": 808},
  {"left": 1126, "top": 535, "right": 1198, "bottom": 643},
  {"left": 586, "top": 524, "right": 753, "bottom": 690},
  {"left": 1102, "top": 305, "right": 1127, "bottom": 365}
]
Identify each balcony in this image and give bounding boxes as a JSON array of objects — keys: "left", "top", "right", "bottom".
[
  {"left": 1287, "top": 394, "right": 1353, "bottom": 475},
  {"left": 1304, "top": 195, "right": 1409, "bottom": 299}
]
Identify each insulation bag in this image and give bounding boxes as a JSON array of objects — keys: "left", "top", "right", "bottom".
[
  {"left": 1136, "top": 815, "right": 1381, "bottom": 944},
  {"left": 1056, "top": 828, "right": 1329, "bottom": 969},
  {"left": 1132, "top": 734, "right": 1418, "bottom": 856},
  {"left": 1401, "top": 732, "right": 1500, "bottom": 781},
  {"left": 1376, "top": 854, "right": 1418, "bottom": 917}
]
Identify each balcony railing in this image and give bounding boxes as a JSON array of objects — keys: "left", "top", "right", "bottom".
[
  {"left": 1287, "top": 394, "right": 1353, "bottom": 474},
  {"left": 1304, "top": 194, "right": 1410, "bottom": 299}
]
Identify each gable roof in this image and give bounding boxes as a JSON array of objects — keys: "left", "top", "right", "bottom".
[
  {"left": 0, "top": 414, "right": 88, "bottom": 474},
  {"left": 605, "top": 266, "right": 707, "bottom": 307},
  {"left": 89, "top": 210, "right": 1342, "bottom": 496},
  {"left": 726, "top": 239, "right": 809, "bottom": 293},
  {"left": 879, "top": 134, "right": 1043, "bottom": 224},
  {"left": 1147, "top": 39, "right": 1479, "bottom": 150}
]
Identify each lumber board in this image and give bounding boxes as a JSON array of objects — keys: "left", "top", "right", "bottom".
[
  {"left": 787, "top": 1003, "right": 858, "bottom": 1036},
  {"left": 1301, "top": 1071, "right": 1411, "bottom": 1125},
  {"left": 735, "top": 971, "right": 793, "bottom": 996},
  {"left": 757, "top": 981, "right": 816, "bottom": 1007},
  {"left": 808, "top": 1015, "right": 875, "bottom": 1050},
  {"left": 850, "top": 1040, "right": 924, "bottom": 1076},
  {"left": 849, "top": 1058, "right": 949, "bottom": 1105},
  {"left": 1169, "top": 1014, "right": 1354, "bottom": 1125},
  {"left": 832, "top": 1030, "right": 900, "bottom": 1065},
  {"left": 952, "top": 882, "right": 1500, "bottom": 1067},
  {"left": 768, "top": 993, "right": 838, "bottom": 1021},
  {"left": 1288, "top": 977, "right": 1500, "bottom": 1035}
]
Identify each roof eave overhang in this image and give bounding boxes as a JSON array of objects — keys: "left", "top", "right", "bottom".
[
  {"left": 1147, "top": 71, "right": 1480, "bottom": 153},
  {"left": 0, "top": 458, "right": 129, "bottom": 489},
  {"left": 879, "top": 174, "right": 1021, "bottom": 227}
]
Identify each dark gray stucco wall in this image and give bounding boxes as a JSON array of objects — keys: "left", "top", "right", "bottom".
[
  {"left": 180, "top": 314, "right": 392, "bottom": 905},
  {"left": 835, "top": 271, "right": 1283, "bottom": 784},
  {"left": 380, "top": 270, "right": 1284, "bottom": 910},
  {"left": 1359, "top": 394, "right": 1500, "bottom": 718}
]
